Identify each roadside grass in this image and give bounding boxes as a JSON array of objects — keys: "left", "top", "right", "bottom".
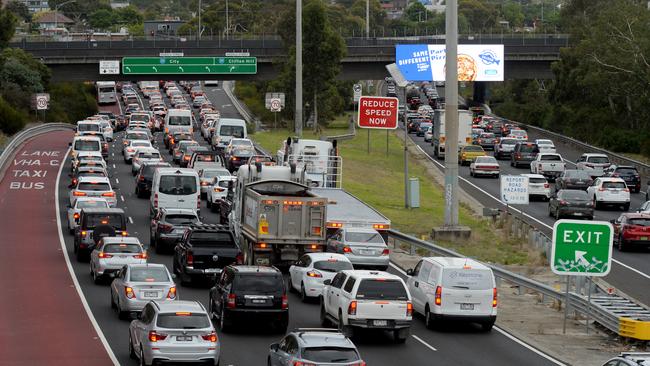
[
  {"left": 620, "top": 153, "right": 650, "bottom": 165},
  {"left": 253, "top": 125, "right": 532, "bottom": 265}
]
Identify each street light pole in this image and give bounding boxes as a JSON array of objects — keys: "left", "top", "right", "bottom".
[
  {"left": 225, "top": 0, "right": 230, "bottom": 39},
  {"left": 198, "top": 0, "right": 202, "bottom": 41},
  {"left": 443, "top": 0, "right": 459, "bottom": 227},
  {"left": 295, "top": 0, "right": 303, "bottom": 137},
  {"left": 365, "top": 0, "right": 370, "bottom": 38}
]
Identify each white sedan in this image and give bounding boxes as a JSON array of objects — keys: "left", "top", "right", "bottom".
[
  {"left": 288, "top": 252, "right": 353, "bottom": 302},
  {"left": 535, "top": 139, "right": 556, "bottom": 153},
  {"left": 469, "top": 156, "right": 500, "bottom": 178}
]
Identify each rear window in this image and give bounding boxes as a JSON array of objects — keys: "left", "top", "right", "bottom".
[
  {"left": 441, "top": 269, "right": 494, "bottom": 290},
  {"left": 480, "top": 133, "right": 495, "bottom": 138},
  {"left": 617, "top": 168, "right": 638, "bottom": 175},
  {"left": 158, "top": 175, "right": 198, "bottom": 195},
  {"left": 540, "top": 155, "right": 562, "bottom": 161},
  {"left": 464, "top": 146, "right": 483, "bottom": 152},
  {"left": 85, "top": 214, "right": 124, "bottom": 229},
  {"left": 126, "top": 133, "right": 148, "bottom": 140},
  {"left": 234, "top": 274, "right": 284, "bottom": 293},
  {"left": 345, "top": 232, "right": 384, "bottom": 243},
  {"left": 220, "top": 125, "right": 245, "bottom": 138},
  {"left": 518, "top": 144, "right": 538, "bottom": 153},
  {"left": 629, "top": 218, "right": 650, "bottom": 226},
  {"left": 168, "top": 115, "right": 191, "bottom": 126},
  {"left": 78, "top": 124, "right": 100, "bottom": 132},
  {"left": 559, "top": 190, "right": 590, "bottom": 200},
  {"left": 189, "top": 231, "right": 236, "bottom": 247},
  {"left": 565, "top": 170, "right": 590, "bottom": 179},
  {"left": 78, "top": 172, "right": 106, "bottom": 179},
  {"left": 603, "top": 181, "right": 626, "bottom": 189},
  {"left": 314, "top": 259, "right": 354, "bottom": 272},
  {"left": 355, "top": 279, "right": 408, "bottom": 300},
  {"left": 529, "top": 178, "right": 547, "bottom": 184},
  {"left": 142, "top": 165, "right": 168, "bottom": 178},
  {"left": 165, "top": 214, "right": 199, "bottom": 225},
  {"left": 74, "top": 140, "right": 100, "bottom": 151},
  {"left": 103, "top": 243, "right": 141, "bottom": 253},
  {"left": 201, "top": 170, "right": 224, "bottom": 179},
  {"left": 78, "top": 182, "right": 111, "bottom": 191},
  {"left": 131, "top": 142, "right": 151, "bottom": 148},
  {"left": 218, "top": 180, "right": 233, "bottom": 188},
  {"left": 195, "top": 154, "right": 216, "bottom": 162},
  {"left": 130, "top": 114, "right": 148, "bottom": 122},
  {"left": 500, "top": 139, "right": 517, "bottom": 145},
  {"left": 136, "top": 151, "right": 160, "bottom": 159},
  {"left": 156, "top": 313, "right": 210, "bottom": 329},
  {"left": 77, "top": 200, "right": 109, "bottom": 209},
  {"left": 587, "top": 156, "right": 610, "bottom": 164},
  {"left": 130, "top": 267, "right": 169, "bottom": 282},
  {"left": 301, "top": 348, "right": 360, "bottom": 363}
]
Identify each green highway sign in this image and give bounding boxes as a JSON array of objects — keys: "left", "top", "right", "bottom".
[
  {"left": 121, "top": 57, "right": 257, "bottom": 75},
  {"left": 551, "top": 219, "right": 613, "bottom": 277}
]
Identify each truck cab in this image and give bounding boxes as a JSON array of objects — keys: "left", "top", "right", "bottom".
[{"left": 277, "top": 137, "right": 341, "bottom": 188}]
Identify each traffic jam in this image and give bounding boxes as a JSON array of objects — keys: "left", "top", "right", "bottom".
[
  {"left": 61, "top": 80, "right": 511, "bottom": 366},
  {"left": 402, "top": 81, "right": 650, "bottom": 250}
]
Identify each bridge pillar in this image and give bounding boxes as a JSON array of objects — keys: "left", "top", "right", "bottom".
[{"left": 472, "top": 82, "right": 487, "bottom": 105}]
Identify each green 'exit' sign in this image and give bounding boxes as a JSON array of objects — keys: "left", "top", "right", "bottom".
[
  {"left": 551, "top": 219, "right": 613, "bottom": 277},
  {"left": 121, "top": 57, "right": 257, "bottom": 75}
]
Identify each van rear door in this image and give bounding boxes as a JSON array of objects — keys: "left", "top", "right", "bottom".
[
  {"left": 156, "top": 172, "right": 199, "bottom": 212},
  {"left": 440, "top": 268, "right": 495, "bottom": 316}
]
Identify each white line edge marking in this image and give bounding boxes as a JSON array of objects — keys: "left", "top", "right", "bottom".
[
  {"left": 128, "top": 216, "right": 134, "bottom": 224},
  {"left": 55, "top": 147, "right": 120, "bottom": 365},
  {"left": 494, "top": 327, "right": 566, "bottom": 366},
  {"left": 413, "top": 144, "right": 650, "bottom": 280},
  {"left": 115, "top": 178, "right": 119, "bottom": 184},
  {"left": 120, "top": 195, "right": 125, "bottom": 202},
  {"left": 112, "top": 163, "right": 116, "bottom": 169},
  {"left": 411, "top": 334, "right": 437, "bottom": 352}
]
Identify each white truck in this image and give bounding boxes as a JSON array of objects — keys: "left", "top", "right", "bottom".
[
  {"left": 530, "top": 153, "right": 565, "bottom": 181},
  {"left": 431, "top": 109, "right": 472, "bottom": 159}
]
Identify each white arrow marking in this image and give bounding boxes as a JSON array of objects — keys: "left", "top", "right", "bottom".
[
  {"left": 575, "top": 250, "right": 590, "bottom": 267},
  {"left": 229, "top": 66, "right": 236, "bottom": 72},
  {"left": 179, "top": 66, "right": 184, "bottom": 72},
  {"left": 152, "top": 66, "right": 158, "bottom": 72},
  {"left": 205, "top": 66, "right": 211, "bottom": 72},
  {"left": 126, "top": 66, "right": 131, "bottom": 72}
]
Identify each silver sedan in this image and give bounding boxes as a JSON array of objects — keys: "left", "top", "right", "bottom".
[
  {"left": 110, "top": 263, "right": 177, "bottom": 320},
  {"left": 90, "top": 237, "right": 147, "bottom": 283},
  {"left": 326, "top": 227, "right": 390, "bottom": 270}
]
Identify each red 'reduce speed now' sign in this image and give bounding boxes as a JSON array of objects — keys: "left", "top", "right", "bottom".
[{"left": 357, "top": 96, "right": 399, "bottom": 130}]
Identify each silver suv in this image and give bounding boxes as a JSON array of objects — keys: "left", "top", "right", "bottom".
[
  {"left": 129, "top": 300, "right": 220, "bottom": 366},
  {"left": 268, "top": 328, "right": 364, "bottom": 366}
]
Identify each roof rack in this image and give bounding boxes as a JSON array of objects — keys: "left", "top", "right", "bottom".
[
  {"left": 294, "top": 328, "right": 341, "bottom": 336},
  {"left": 188, "top": 223, "right": 230, "bottom": 231}
]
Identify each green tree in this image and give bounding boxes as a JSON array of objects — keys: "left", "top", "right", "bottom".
[
  {"left": 404, "top": 0, "right": 429, "bottom": 22},
  {"left": 0, "top": 96, "right": 28, "bottom": 134},
  {"left": 350, "top": 0, "right": 385, "bottom": 33},
  {"left": 6, "top": 1, "right": 31, "bottom": 23},
  {"left": 501, "top": 1, "right": 524, "bottom": 28},
  {"left": 459, "top": 0, "right": 498, "bottom": 32},
  {"left": 115, "top": 6, "right": 143, "bottom": 25},
  {"left": 0, "top": 8, "right": 17, "bottom": 49},
  {"left": 89, "top": 9, "right": 116, "bottom": 30}
]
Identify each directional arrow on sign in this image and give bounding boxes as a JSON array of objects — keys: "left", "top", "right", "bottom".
[
  {"left": 179, "top": 66, "right": 184, "bottom": 72},
  {"left": 575, "top": 251, "right": 590, "bottom": 267},
  {"left": 205, "top": 66, "right": 211, "bottom": 72},
  {"left": 229, "top": 66, "right": 236, "bottom": 72},
  {"left": 152, "top": 66, "right": 158, "bottom": 72},
  {"left": 126, "top": 67, "right": 131, "bottom": 72}
]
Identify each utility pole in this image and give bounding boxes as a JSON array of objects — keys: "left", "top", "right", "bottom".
[
  {"left": 443, "top": 0, "right": 459, "bottom": 227},
  {"left": 225, "top": 0, "right": 230, "bottom": 39},
  {"left": 295, "top": 0, "right": 303, "bottom": 137},
  {"left": 198, "top": 0, "right": 202, "bottom": 41},
  {"left": 366, "top": 0, "right": 370, "bottom": 38}
]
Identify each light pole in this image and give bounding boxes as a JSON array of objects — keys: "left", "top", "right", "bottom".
[
  {"left": 443, "top": 0, "right": 459, "bottom": 227},
  {"left": 198, "top": 0, "right": 202, "bottom": 41},
  {"left": 225, "top": 0, "right": 230, "bottom": 39},
  {"left": 295, "top": 0, "right": 303, "bottom": 137},
  {"left": 366, "top": 0, "right": 370, "bottom": 38},
  {"left": 55, "top": 0, "right": 76, "bottom": 31}
]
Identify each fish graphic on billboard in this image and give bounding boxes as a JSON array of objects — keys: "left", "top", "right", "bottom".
[{"left": 478, "top": 50, "right": 500, "bottom": 65}]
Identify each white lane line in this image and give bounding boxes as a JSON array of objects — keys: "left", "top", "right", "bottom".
[
  {"left": 115, "top": 178, "right": 119, "bottom": 184},
  {"left": 221, "top": 104, "right": 232, "bottom": 108},
  {"left": 55, "top": 147, "right": 120, "bottom": 365},
  {"left": 413, "top": 144, "right": 650, "bottom": 279},
  {"left": 411, "top": 334, "right": 437, "bottom": 352},
  {"left": 128, "top": 216, "right": 134, "bottom": 224},
  {"left": 494, "top": 327, "right": 566, "bottom": 365},
  {"left": 111, "top": 152, "right": 115, "bottom": 157},
  {"left": 112, "top": 163, "right": 116, "bottom": 169},
  {"left": 120, "top": 195, "right": 125, "bottom": 202}
]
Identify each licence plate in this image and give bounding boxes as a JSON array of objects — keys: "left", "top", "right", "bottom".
[
  {"left": 610, "top": 191, "right": 619, "bottom": 194},
  {"left": 373, "top": 320, "right": 388, "bottom": 326},
  {"left": 176, "top": 336, "right": 192, "bottom": 342},
  {"left": 144, "top": 291, "right": 158, "bottom": 298},
  {"left": 252, "top": 299, "right": 266, "bottom": 304},
  {"left": 360, "top": 249, "right": 374, "bottom": 255},
  {"left": 460, "top": 303, "right": 474, "bottom": 310},
  {"left": 204, "top": 268, "right": 219, "bottom": 273}
]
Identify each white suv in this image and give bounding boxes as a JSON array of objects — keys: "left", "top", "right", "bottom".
[
  {"left": 576, "top": 153, "right": 611, "bottom": 177},
  {"left": 406, "top": 257, "right": 497, "bottom": 331},
  {"left": 587, "top": 177, "right": 630, "bottom": 210},
  {"left": 319, "top": 270, "right": 412, "bottom": 343}
]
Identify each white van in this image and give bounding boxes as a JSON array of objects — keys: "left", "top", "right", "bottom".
[
  {"left": 70, "top": 136, "right": 102, "bottom": 160},
  {"left": 406, "top": 257, "right": 497, "bottom": 331},
  {"left": 150, "top": 168, "right": 200, "bottom": 216},
  {"left": 211, "top": 118, "right": 247, "bottom": 152},
  {"left": 164, "top": 109, "right": 193, "bottom": 136}
]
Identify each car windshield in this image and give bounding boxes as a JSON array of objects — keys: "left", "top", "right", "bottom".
[
  {"left": 587, "top": 156, "right": 609, "bottom": 164},
  {"left": 629, "top": 218, "right": 650, "bottom": 226},
  {"left": 559, "top": 190, "right": 590, "bottom": 200},
  {"left": 235, "top": 274, "right": 283, "bottom": 293},
  {"left": 157, "top": 313, "right": 210, "bottom": 329},
  {"left": 441, "top": 268, "right": 493, "bottom": 290},
  {"left": 464, "top": 146, "right": 483, "bottom": 152},
  {"left": 233, "top": 147, "right": 254, "bottom": 156},
  {"left": 77, "top": 200, "right": 109, "bottom": 209},
  {"left": 103, "top": 243, "right": 141, "bottom": 253},
  {"left": 158, "top": 175, "right": 197, "bottom": 195},
  {"left": 345, "top": 232, "right": 384, "bottom": 243},
  {"left": 540, "top": 155, "right": 562, "bottom": 161},
  {"left": 518, "top": 144, "right": 538, "bottom": 153},
  {"left": 165, "top": 214, "right": 199, "bottom": 225},
  {"left": 85, "top": 214, "right": 123, "bottom": 229},
  {"left": 189, "top": 232, "right": 236, "bottom": 247},
  {"left": 129, "top": 267, "right": 169, "bottom": 282},
  {"left": 314, "top": 259, "right": 354, "bottom": 272},
  {"left": 356, "top": 279, "right": 408, "bottom": 300},
  {"left": 220, "top": 125, "right": 245, "bottom": 137},
  {"left": 603, "top": 181, "right": 626, "bottom": 189},
  {"left": 168, "top": 115, "right": 191, "bottom": 126},
  {"left": 74, "top": 140, "right": 100, "bottom": 151},
  {"left": 78, "top": 182, "right": 111, "bottom": 191},
  {"left": 301, "top": 348, "right": 360, "bottom": 363}
]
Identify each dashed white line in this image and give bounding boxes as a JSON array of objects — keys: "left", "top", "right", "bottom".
[
  {"left": 411, "top": 334, "right": 437, "bottom": 352},
  {"left": 115, "top": 178, "right": 119, "bottom": 184},
  {"left": 112, "top": 152, "right": 115, "bottom": 157},
  {"left": 128, "top": 216, "right": 134, "bottom": 224},
  {"left": 112, "top": 163, "right": 116, "bottom": 169},
  {"left": 120, "top": 195, "right": 125, "bottom": 202}
]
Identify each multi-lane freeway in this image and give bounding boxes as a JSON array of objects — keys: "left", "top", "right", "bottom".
[{"left": 37, "top": 81, "right": 567, "bottom": 365}]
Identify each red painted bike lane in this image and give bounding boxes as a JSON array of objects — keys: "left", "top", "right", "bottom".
[{"left": 0, "top": 130, "right": 115, "bottom": 365}]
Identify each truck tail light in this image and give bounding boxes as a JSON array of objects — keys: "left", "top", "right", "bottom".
[
  {"left": 342, "top": 246, "right": 352, "bottom": 253},
  {"left": 227, "top": 293, "right": 236, "bottom": 309},
  {"left": 493, "top": 288, "right": 498, "bottom": 307},
  {"left": 138, "top": 175, "right": 145, "bottom": 181},
  {"left": 148, "top": 330, "right": 167, "bottom": 342},
  {"left": 201, "top": 331, "right": 217, "bottom": 342},
  {"left": 435, "top": 286, "right": 442, "bottom": 306},
  {"left": 186, "top": 251, "right": 194, "bottom": 265},
  {"left": 282, "top": 294, "right": 289, "bottom": 309},
  {"left": 166, "top": 286, "right": 177, "bottom": 299},
  {"left": 125, "top": 286, "right": 135, "bottom": 299},
  {"left": 159, "top": 223, "right": 173, "bottom": 233},
  {"left": 98, "top": 252, "right": 113, "bottom": 259},
  {"left": 73, "top": 212, "right": 80, "bottom": 220},
  {"left": 406, "top": 301, "right": 413, "bottom": 316},
  {"left": 348, "top": 300, "right": 357, "bottom": 315}
]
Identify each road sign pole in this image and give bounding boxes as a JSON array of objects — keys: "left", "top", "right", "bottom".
[
  {"left": 274, "top": 111, "right": 277, "bottom": 130},
  {"left": 403, "top": 86, "right": 409, "bottom": 209},
  {"left": 295, "top": 0, "right": 303, "bottom": 137},
  {"left": 563, "top": 275, "right": 570, "bottom": 334},
  {"left": 386, "top": 130, "right": 389, "bottom": 156},
  {"left": 444, "top": 0, "right": 459, "bottom": 226},
  {"left": 367, "top": 129, "right": 370, "bottom": 154},
  {"left": 586, "top": 276, "right": 592, "bottom": 334}
]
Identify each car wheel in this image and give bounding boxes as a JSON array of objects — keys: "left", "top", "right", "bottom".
[
  {"left": 300, "top": 283, "right": 308, "bottom": 302},
  {"left": 129, "top": 333, "right": 137, "bottom": 359},
  {"left": 140, "top": 350, "right": 147, "bottom": 366},
  {"left": 319, "top": 299, "right": 329, "bottom": 326},
  {"left": 623, "top": 203, "right": 630, "bottom": 211},
  {"left": 220, "top": 307, "right": 231, "bottom": 332},
  {"left": 469, "top": 170, "right": 473, "bottom": 177},
  {"left": 117, "top": 299, "right": 129, "bottom": 320},
  {"left": 76, "top": 249, "right": 85, "bottom": 262},
  {"left": 267, "top": 357, "right": 272, "bottom": 366},
  {"left": 110, "top": 289, "right": 117, "bottom": 309},
  {"left": 149, "top": 232, "right": 156, "bottom": 249},
  {"left": 424, "top": 306, "right": 434, "bottom": 329}
]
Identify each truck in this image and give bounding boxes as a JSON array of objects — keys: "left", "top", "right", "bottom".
[
  {"left": 431, "top": 109, "right": 473, "bottom": 159},
  {"left": 530, "top": 152, "right": 566, "bottom": 181},
  {"left": 277, "top": 138, "right": 391, "bottom": 241},
  {"left": 229, "top": 163, "right": 329, "bottom": 267}
]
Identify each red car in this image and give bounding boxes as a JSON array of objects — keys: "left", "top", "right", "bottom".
[{"left": 612, "top": 213, "right": 650, "bottom": 251}]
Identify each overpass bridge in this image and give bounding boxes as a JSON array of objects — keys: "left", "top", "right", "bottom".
[{"left": 10, "top": 35, "right": 568, "bottom": 82}]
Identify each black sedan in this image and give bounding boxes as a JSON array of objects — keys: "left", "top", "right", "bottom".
[
  {"left": 548, "top": 189, "right": 594, "bottom": 220},
  {"left": 555, "top": 170, "right": 593, "bottom": 192}
]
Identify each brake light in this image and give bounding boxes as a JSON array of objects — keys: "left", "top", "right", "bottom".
[
  {"left": 213, "top": 187, "right": 225, "bottom": 192},
  {"left": 236, "top": 252, "right": 244, "bottom": 264},
  {"left": 493, "top": 287, "right": 498, "bottom": 307},
  {"left": 342, "top": 246, "right": 352, "bottom": 253},
  {"left": 201, "top": 181, "right": 209, "bottom": 186},
  {"left": 282, "top": 294, "right": 289, "bottom": 309},
  {"left": 348, "top": 300, "right": 357, "bottom": 315},
  {"left": 127, "top": 148, "right": 134, "bottom": 152},
  {"left": 73, "top": 212, "right": 80, "bottom": 220},
  {"left": 382, "top": 248, "right": 390, "bottom": 256},
  {"left": 406, "top": 301, "right": 413, "bottom": 316},
  {"left": 186, "top": 251, "right": 193, "bottom": 265},
  {"left": 71, "top": 178, "right": 78, "bottom": 186},
  {"left": 102, "top": 192, "right": 115, "bottom": 197},
  {"left": 159, "top": 223, "right": 173, "bottom": 233},
  {"left": 327, "top": 222, "right": 343, "bottom": 228},
  {"left": 166, "top": 286, "right": 177, "bottom": 299},
  {"left": 231, "top": 157, "right": 238, "bottom": 161},
  {"left": 153, "top": 193, "right": 158, "bottom": 208},
  {"left": 138, "top": 175, "right": 145, "bottom": 181},
  {"left": 598, "top": 187, "right": 605, "bottom": 191},
  {"left": 543, "top": 183, "right": 549, "bottom": 189},
  {"left": 184, "top": 155, "right": 190, "bottom": 161},
  {"left": 125, "top": 286, "right": 135, "bottom": 299},
  {"left": 306, "top": 270, "right": 322, "bottom": 278},
  {"left": 227, "top": 293, "right": 236, "bottom": 309},
  {"left": 435, "top": 286, "right": 442, "bottom": 306},
  {"left": 73, "top": 191, "right": 87, "bottom": 197},
  {"left": 559, "top": 200, "right": 568, "bottom": 205},
  {"left": 81, "top": 230, "right": 87, "bottom": 236},
  {"left": 373, "top": 224, "right": 389, "bottom": 229},
  {"left": 134, "top": 252, "right": 148, "bottom": 259},
  {"left": 98, "top": 252, "right": 113, "bottom": 259},
  {"left": 623, "top": 188, "right": 630, "bottom": 192},
  {"left": 201, "top": 331, "right": 217, "bottom": 342},
  {"left": 148, "top": 330, "right": 167, "bottom": 342}
]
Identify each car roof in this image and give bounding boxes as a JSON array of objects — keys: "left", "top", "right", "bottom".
[
  {"left": 598, "top": 177, "right": 625, "bottom": 182},
  {"left": 423, "top": 257, "right": 491, "bottom": 270},
  {"left": 134, "top": 147, "right": 159, "bottom": 153},
  {"left": 73, "top": 135, "right": 101, "bottom": 142},
  {"left": 583, "top": 153, "right": 608, "bottom": 157},
  {"left": 153, "top": 300, "right": 206, "bottom": 313},
  {"left": 81, "top": 207, "right": 125, "bottom": 214},
  {"left": 102, "top": 236, "right": 141, "bottom": 244},
  {"left": 340, "top": 270, "right": 401, "bottom": 280},
  {"left": 77, "top": 176, "right": 111, "bottom": 184},
  {"left": 161, "top": 208, "right": 198, "bottom": 215},
  {"left": 292, "top": 329, "right": 356, "bottom": 348},
  {"left": 229, "top": 265, "right": 281, "bottom": 274},
  {"left": 520, "top": 173, "right": 546, "bottom": 179},
  {"left": 305, "top": 252, "right": 351, "bottom": 262},
  {"left": 156, "top": 167, "right": 197, "bottom": 175},
  {"left": 622, "top": 213, "right": 650, "bottom": 219}
]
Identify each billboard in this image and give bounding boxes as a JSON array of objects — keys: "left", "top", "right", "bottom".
[{"left": 395, "top": 44, "right": 504, "bottom": 82}]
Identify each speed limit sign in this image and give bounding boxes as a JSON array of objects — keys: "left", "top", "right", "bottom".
[
  {"left": 270, "top": 98, "right": 282, "bottom": 112},
  {"left": 32, "top": 93, "right": 50, "bottom": 111}
]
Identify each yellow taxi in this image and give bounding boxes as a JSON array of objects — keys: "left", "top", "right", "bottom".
[{"left": 458, "top": 145, "right": 487, "bottom": 165}]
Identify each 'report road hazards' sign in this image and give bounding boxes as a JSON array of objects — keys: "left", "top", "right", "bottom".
[{"left": 357, "top": 96, "right": 399, "bottom": 130}]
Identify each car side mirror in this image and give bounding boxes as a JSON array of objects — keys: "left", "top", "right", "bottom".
[
  {"left": 270, "top": 343, "right": 279, "bottom": 352},
  {"left": 323, "top": 279, "right": 331, "bottom": 286},
  {"left": 406, "top": 269, "right": 414, "bottom": 276}
]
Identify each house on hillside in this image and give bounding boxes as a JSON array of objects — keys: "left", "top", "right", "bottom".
[
  {"left": 34, "top": 11, "right": 73, "bottom": 36},
  {"left": 16, "top": 0, "right": 50, "bottom": 13}
]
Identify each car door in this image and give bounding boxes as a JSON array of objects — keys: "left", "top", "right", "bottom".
[
  {"left": 290, "top": 255, "right": 309, "bottom": 290},
  {"left": 327, "top": 273, "right": 347, "bottom": 316},
  {"left": 587, "top": 179, "right": 599, "bottom": 198},
  {"left": 406, "top": 260, "right": 424, "bottom": 312},
  {"left": 133, "top": 303, "right": 154, "bottom": 352},
  {"left": 111, "top": 267, "right": 125, "bottom": 304},
  {"left": 90, "top": 239, "right": 104, "bottom": 270},
  {"left": 273, "top": 336, "right": 297, "bottom": 366}
]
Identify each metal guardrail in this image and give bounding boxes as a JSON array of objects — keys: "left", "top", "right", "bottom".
[
  {"left": 0, "top": 123, "right": 75, "bottom": 180},
  {"left": 387, "top": 229, "right": 650, "bottom": 340}
]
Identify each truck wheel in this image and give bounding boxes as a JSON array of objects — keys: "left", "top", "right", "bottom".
[
  {"left": 425, "top": 306, "right": 434, "bottom": 329},
  {"left": 338, "top": 311, "right": 353, "bottom": 338}
]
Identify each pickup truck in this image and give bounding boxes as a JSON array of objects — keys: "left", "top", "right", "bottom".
[
  {"left": 173, "top": 224, "right": 243, "bottom": 286},
  {"left": 530, "top": 153, "right": 565, "bottom": 181}
]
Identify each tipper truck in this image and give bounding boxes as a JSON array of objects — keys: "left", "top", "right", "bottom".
[{"left": 431, "top": 109, "right": 473, "bottom": 159}]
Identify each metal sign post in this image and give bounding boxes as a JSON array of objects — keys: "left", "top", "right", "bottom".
[{"left": 443, "top": 0, "right": 459, "bottom": 227}]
